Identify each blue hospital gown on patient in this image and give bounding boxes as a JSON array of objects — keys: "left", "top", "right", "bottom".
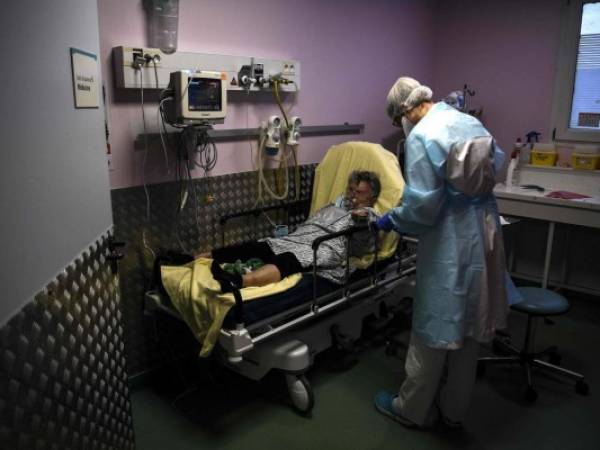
[{"left": 388, "top": 102, "right": 520, "bottom": 349}]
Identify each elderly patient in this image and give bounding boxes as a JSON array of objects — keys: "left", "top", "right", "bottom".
[{"left": 208, "top": 171, "right": 382, "bottom": 292}]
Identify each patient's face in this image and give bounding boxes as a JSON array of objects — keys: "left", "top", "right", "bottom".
[{"left": 347, "top": 181, "right": 375, "bottom": 209}]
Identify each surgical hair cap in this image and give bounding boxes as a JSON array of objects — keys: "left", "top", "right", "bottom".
[{"left": 386, "top": 76, "right": 433, "bottom": 119}]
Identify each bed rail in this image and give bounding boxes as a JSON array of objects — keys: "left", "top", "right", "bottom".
[
  {"left": 310, "top": 223, "right": 380, "bottom": 308},
  {"left": 227, "top": 223, "right": 384, "bottom": 331},
  {"left": 219, "top": 198, "right": 311, "bottom": 247},
  {"left": 219, "top": 253, "right": 417, "bottom": 357}
]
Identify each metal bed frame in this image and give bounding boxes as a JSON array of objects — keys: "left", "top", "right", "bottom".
[{"left": 145, "top": 203, "right": 417, "bottom": 414}]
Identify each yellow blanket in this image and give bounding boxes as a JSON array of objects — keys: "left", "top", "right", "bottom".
[{"left": 161, "top": 258, "right": 302, "bottom": 356}]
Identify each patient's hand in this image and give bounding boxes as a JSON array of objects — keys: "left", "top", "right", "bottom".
[
  {"left": 195, "top": 251, "right": 212, "bottom": 259},
  {"left": 351, "top": 208, "right": 368, "bottom": 217},
  {"left": 351, "top": 209, "right": 370, "bottom": 226}
]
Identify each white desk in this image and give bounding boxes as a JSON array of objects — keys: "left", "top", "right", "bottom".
[{"left": 494, "top": 185, "right": 600, "bottom": 289}]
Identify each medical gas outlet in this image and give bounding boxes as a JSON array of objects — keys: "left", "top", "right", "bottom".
[
  {"left": 238, "top": 63, "right": 266, "bottom": 89},
  {"left": 265, "top": 115, "right": 282, "bottom": 154},
  {"left": 287, "top": 116, "right": 302, "bottom": 145}
]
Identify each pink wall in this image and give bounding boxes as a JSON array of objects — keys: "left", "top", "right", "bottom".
[
  {"left": 431, "top": 0, "right": 563, "bottom": 153},
  {"left": 98, "top": 0, "right": 437, "bottom": 189}
]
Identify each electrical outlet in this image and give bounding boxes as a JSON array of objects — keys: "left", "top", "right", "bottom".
[
  {"left": 131, "top": 48, "right": 144, "bottom": 69},
  {"left": 132, "top": 48, "right": 144, "bottom": 62},
  {"left": 282, "top": 61, "right": 295, "bottom": 76}
]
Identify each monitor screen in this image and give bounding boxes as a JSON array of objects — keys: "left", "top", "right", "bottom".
[{"left": 188, "top": 77, "right": 223, "bottom": 112}]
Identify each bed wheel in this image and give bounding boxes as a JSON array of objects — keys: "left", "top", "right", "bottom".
[{"left": 285, "top": 373, "right": 314, "bottom": 416}]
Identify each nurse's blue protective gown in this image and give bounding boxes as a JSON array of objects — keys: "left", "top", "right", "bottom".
[{"left": 388, "top": 102, "right": 520, "bottom": 349}]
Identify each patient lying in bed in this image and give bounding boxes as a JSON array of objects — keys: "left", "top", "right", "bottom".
[
  {"left": 156, "top": 143, "right": 403, "bottom": 357},
  {"left": 208, "top": 170, "right": 382, "bottom": 292}
]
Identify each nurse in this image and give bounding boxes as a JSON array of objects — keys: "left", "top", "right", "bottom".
[{"left": 374, "top": 76, "right": 519, "bottom": 429}]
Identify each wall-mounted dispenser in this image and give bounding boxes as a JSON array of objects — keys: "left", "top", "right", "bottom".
[{"left": 149, "top": 0, "right": 179, "bottom": 54}]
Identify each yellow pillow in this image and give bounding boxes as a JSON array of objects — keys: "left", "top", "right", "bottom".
[{"left": 310, "top": 141, "right": 405, "bottom": 266}]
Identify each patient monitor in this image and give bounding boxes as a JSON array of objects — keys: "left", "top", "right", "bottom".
[{"left": 166, "top": 70, "right": 227, "bottom": 125}]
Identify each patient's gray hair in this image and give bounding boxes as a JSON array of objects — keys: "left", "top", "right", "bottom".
[{"left": 348, "top": 171, "right": 381, "bottom": 200}]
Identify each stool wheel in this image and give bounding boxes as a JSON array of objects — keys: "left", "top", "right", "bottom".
[
  {"left": 576, "top": 379, "right": 589, "bottom": 396},
  {"left": 525, "top": 387, "right": 538, "bottom": 403}
]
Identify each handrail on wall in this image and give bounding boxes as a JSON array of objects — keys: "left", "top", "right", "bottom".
[{"left": 135, "top": 123, "right": 364, "bottom": 146}]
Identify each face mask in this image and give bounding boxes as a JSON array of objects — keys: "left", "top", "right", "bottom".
[
  {"left": 395, "top": 138, "right": 405, "bottom": 160},
  {"left": 402, "top": 116, "right": 414, "bottom": 137}
]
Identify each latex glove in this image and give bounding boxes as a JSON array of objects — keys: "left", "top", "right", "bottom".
[{"left": 375, "top": 213, "right": 394, "bottom": 232}]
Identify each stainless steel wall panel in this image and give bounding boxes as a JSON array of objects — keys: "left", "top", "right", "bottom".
[
  {"left": 0, "top": 231, "right": 134, "bottom": 450},
  {"left": 111, "top": 166, "right": 315, "bottom": 377}
]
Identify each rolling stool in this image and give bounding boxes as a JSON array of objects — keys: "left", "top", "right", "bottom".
[{"left": 478, "top": 286, "right": 589, "bottom": 402}]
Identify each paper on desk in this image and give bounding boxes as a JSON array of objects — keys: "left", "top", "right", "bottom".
[{"left": 500, "top": 215, "right": 520, "bottom": 226}]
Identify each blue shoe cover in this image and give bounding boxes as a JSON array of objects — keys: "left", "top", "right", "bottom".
[{"left": 374, "top": 390, "right": 419, "bottom": 428}]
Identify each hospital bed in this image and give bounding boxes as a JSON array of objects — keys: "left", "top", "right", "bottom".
[{"left": 144, "top": 141, "right": 417, "bottom": 414}]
